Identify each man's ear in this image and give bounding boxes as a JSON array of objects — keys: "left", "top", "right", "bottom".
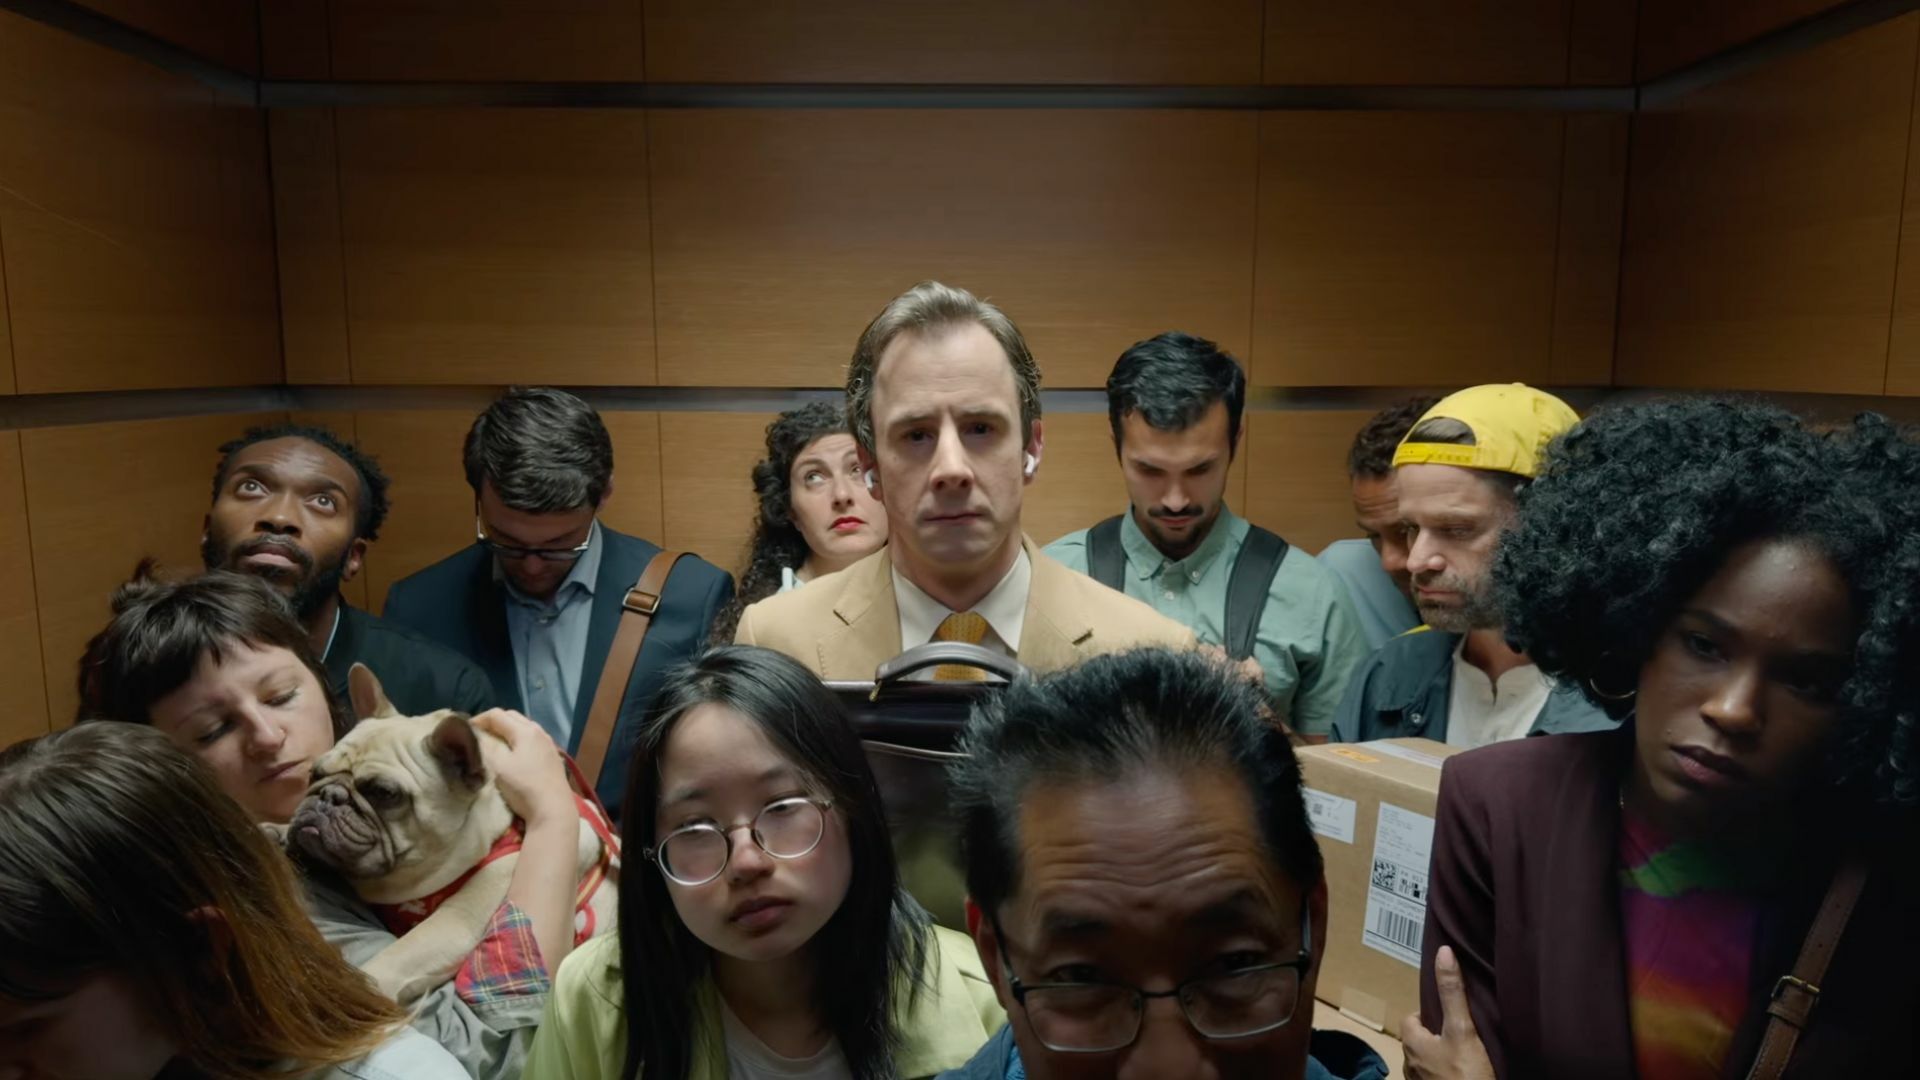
[
  {"left": 1307, "top": 875, "right": 1330, "bottom": 975},
  {"left": 427, "top": 713, "right": 487, "bottom": 790},
  {"left": 1023, "top": 419, "right": 1045, "bottom": 487},
  {"left": 856, "top": 445, "right": 881, "bottom": 501},
  {"left": 341, "top": 537, "right": 369, "bottom": 584},
  {"left": 348, "top": 662, "right": 398, "bottom": 721},
  {"left": 966, "top": 896, "right": 1015, "bottom": 1009}
]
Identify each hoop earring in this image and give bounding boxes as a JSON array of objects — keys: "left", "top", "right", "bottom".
[{"left": 1588, "top": 675, "right": 1636, "bottom": 702}]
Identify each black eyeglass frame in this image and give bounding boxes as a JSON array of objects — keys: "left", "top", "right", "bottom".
[
  {"left": 991, "top": 903, "right": 1315, "bottom": 1054},
  {"left": 473, "top": 512, "right": 595, "bottom": 563}
]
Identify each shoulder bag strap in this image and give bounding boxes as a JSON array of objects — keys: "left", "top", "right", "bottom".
[
  {"left": 1224, "top": 525, "right": 1289, "bottom": 661},
  {"left": 1084, "top": 514, "right": 1127, "bottom": 591},
  {"left": 574, "top": 550, "right": 689, "bottom": 791},
  {"left": 1744, "top": 858, "right": 1870, "bottom": 1080}
]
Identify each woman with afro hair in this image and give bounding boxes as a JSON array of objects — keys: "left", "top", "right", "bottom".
[
  {"left": 710, "top": 401, "right": 888, "bottom": 642},
  {"left": 1401, "top": 399, "right": 1920, "bottom": 1080}
]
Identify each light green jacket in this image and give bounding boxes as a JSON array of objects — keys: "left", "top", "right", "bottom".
[{"left": 523, "top": 924, "right": 1005, "bottom": 1079}]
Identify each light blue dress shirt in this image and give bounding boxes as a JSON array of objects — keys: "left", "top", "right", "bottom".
[
  {"left": 1046, "top": 507, "right": 1370, "bottom": 737},
  {"left": 500, "top": 520, "right": 602, "bottom": 746}
]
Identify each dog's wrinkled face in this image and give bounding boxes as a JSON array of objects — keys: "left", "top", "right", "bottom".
[
  {"left": 288, "top": 663, "right": 514, "bottom": 904},
  {"left": 291, "top": 708, "right": 492, "bottom": 881}
]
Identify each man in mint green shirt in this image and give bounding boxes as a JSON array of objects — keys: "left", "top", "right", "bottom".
[{"left": 1045, "top": 332, "right": 1368, "bottom": 736}]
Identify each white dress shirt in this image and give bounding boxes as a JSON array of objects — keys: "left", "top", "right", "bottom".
[
  {"left": 891, "top": 548, "right": 1031, "bottom": 661},
  {"left": 1445, "top": 637, "right": 1554, "bottom": 750}
]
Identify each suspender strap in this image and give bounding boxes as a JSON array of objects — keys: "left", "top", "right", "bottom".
[
  {"left": 1085, "top": 515, "right": 1126, "bottom": 591},
  {"left": 1223, "top": 525, "right": 1289, "bottom": 661},
  {"left": 1744, "top": 858, "right": 1870, "bottom": 1080},
  {"left": 574, "top": 551, "right": 689, "bottom": 792}
]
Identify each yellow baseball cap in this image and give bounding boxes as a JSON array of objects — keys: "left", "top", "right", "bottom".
[{"left": 1392, "top": 383, "right": 1579, "bottom": 479}]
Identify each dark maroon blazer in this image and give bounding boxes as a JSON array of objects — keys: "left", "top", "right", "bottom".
[{"left": 1419, "top": 727, "right": 1917, "bottom": 1079}]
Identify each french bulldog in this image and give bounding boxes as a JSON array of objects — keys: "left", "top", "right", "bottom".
[{"left": 290, "top": 663, "right": 619, "bottom": 1004}]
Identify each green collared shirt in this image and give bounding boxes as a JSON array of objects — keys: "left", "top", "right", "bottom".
[{"left": 1046, "top": 507, "right": 1370, "bottom": 736}]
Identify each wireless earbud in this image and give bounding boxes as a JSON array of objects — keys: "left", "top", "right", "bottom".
[
  {"left": 864, "top": 469, "right": 877, "bottom": 491},
  {"left": 1023, "top": 453, "right": 1038, "bottom": 478}
]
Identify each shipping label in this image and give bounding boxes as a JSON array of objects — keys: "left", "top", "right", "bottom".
[{"left": 1361, "top": 801, "right": 1435, "bottom": 969}]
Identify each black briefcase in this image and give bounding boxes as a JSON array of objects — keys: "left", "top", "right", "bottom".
[{"left": 826, "top": 642, "right": 1025, "bottom": 928}]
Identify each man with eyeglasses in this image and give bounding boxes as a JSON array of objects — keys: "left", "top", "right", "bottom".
[
  {"left": 943, "top": 648, "right": 1389, "bottom": 1080},
  {"left": 384, "top": 388, "right": 732, "bottom": 815},
  {"left": 200, "top": 423, "right": 496, "bottom": 717}
]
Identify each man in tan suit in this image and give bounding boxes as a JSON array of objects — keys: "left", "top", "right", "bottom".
[{"left": 736, "top": 281, "right": 1194, "bottom": 677}]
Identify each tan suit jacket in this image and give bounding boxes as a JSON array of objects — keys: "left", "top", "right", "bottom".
[{"left": 735, "top": 536, "right": 1197, "bottom": 679}]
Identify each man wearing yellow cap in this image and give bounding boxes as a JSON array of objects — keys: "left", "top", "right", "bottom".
[{"left": 1330, "top": 384, "right": 1617, "bottom": 747}]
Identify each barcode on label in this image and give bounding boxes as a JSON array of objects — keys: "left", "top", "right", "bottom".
[{"left": 1371, "top": 907, "right": 1422, "bottom": 952}]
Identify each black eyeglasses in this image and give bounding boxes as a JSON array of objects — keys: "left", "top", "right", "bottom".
[
  {"left": 474, "top": 516, "right": 594, "bottom": 563},
  {"left": 993, "top": 906, "right": 1313, "bottom": 1053}
]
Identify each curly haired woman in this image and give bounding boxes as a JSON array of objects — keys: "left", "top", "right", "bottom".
[
  {"left": 711, "top": 401, "right": 888, "bottom": 642},
  {"left": 1401, "top": 399, "right": 1920, "bottom": 1079}
]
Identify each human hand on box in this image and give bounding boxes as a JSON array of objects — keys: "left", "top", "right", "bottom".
[{"left": 1400, "top": 945, "right": 1495, "bottom": 1080}]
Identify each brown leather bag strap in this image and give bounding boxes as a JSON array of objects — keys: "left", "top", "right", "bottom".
[
  {"left": 574, "top": 551, "right": 689, "bottom": 791},
  {"left": 1744, "top": 858, "right": 1870, "bottom": 1080}
]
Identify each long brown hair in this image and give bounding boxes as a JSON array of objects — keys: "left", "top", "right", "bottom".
[{"left": 0, "top": 723, "right": 407, "bottom": 1078}]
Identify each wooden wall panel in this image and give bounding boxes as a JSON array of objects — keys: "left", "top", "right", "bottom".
[
  {"left": 22, "top": 413, "right": 280, "bottom": 726},
  {"left": 1568, "top": 0, "right": 1638, "bottom": 85},
  {"left": 260, "top": 0, "right": 329, "bottom": 80},
  {"left": 354, "top": 409, "right": 664, "bottom": 613},
  {"left": 658, "top": 412, "right": 777, "bottom": 573},
  {"left": 272, "top": 109, "right": 353, "bottom": 384},
  {"left": 1617, "top": 17, "right": 1917, "bottom": 395},
  {"left": 1265, "top": 1, "right": 1572, "bottom": 85},
  {"left": 77, "top": 0, "right": 259, "bottom": 75},
  {"left": 1884, "top": 38, "right": 1920, "bottom": 397},
  {"left": 1251, "top": 113, "right": 1564, "bottom": 387},
  {"left": 1241, "top": 410, "right": 1373, "bottom": 556},
  {"left": 0, "top": 16, "right": 279, "bottom": 393},
  {"left": 0, "top": 231, "right": 13, "bottom": 394},
  {"left": 0, "top": 432, "right": 49, "bottom": 747},
  {"left": 650, "top": 110, "right": 1258, "bottom": 390},
  {"left": 335, "top": 109, "right": 656, "bottom": 385},
  {"left": 326, "top": 0, "right": 645, "bottom": 81},
  {"left": 1550, "top": 114, "right": 1629, "bottom": 385},
  {"left": 1636, "top": 0, "right": 1848, "bottom": 80},
  {"left": 645, "top": 0, "right": 1261, "bottom": 84}
]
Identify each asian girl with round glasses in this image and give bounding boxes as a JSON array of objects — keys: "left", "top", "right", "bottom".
[{"left": 524, "top": 646, "right": 1004, "bottom": 1080}]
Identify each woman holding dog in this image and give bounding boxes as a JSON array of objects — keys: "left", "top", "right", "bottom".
[
  {"left": 524, "top": 645, "right": 1004, "bottom": 1080},
  {"left": 1401, "top": 401, "right": 1920, "bottom": 1079},
  {"left": 75, "top": 567, "right": 586, "bottom": 1080},
  {"left": 0, "top": 722, "right": 467, "bottom": 1079}
]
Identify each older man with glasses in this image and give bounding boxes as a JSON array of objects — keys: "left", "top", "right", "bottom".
[
  {"left": 941, "top": 647, "right": 1389, "bottom": 1080},
  {"left": 384, "top": 387, "right": 733, "bottom": 817}
]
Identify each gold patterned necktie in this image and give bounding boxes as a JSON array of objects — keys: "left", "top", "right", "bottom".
[{"left": 931, "top": 611, "right": 991, "bottom": 681}]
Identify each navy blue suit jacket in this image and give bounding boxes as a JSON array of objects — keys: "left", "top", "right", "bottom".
[{"left": 382, "top": 527, "right": 733, "bottom": 818}]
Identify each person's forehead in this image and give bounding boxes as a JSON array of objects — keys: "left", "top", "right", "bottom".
[
  {"left": 872, "top": 324, "right": 1018, "bottom": 410},
  {"left": 794, "top": 432, "right": 858, "bottom": 466},
  {"left": 1120, "top": 403, "right": 1231, "bottom": 461},
  {"left": 1395, "top": 463, "right": 1510, "bottom": 514},
  {"left": 1010, "top": 768, "right": 1286, "bottom": 920},
  {"left": 228, "top": 437, "right": 359, "bottom": 490}
]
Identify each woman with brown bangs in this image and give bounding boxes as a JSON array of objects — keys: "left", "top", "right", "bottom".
[{"left": 0, "top": 722, "right": 467, "bottom": 1080}]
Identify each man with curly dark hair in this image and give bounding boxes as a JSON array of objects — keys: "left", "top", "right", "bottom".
[
  {"left": 1402, "top": 400, "right": 1920, "bottom": 1079},
  {"left": 1330, "top": 384, "right": 1615, "bottom": 748},
  {"left": 1317, "top": 396, "right": 1441, "bottom": 650},
  {"left": 201, "top": 424, "right": 494, "bottom": 718},
  {"left": 709, "top": 400, "right": 889, "bottom": 643}
]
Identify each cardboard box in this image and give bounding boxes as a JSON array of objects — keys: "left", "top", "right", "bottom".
[{"left": 1297, "top": 738, "right": 1461, "bottom": 1032}]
